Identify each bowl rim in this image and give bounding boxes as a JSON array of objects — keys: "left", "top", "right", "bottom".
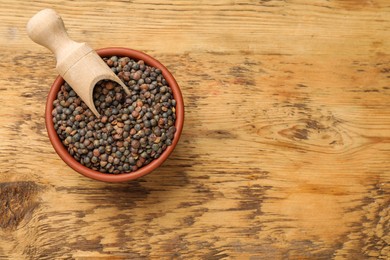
[{"left": 45, "top": 47, "right": 184, "bottom": 182}]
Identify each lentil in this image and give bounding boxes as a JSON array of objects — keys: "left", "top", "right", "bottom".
[{"left": 53, "top": 56, "right": 177, "bottom": 174}]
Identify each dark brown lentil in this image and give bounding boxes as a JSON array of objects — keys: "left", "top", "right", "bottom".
[{"left": 53, "top": 56, "right": 177, "bottom": 174}]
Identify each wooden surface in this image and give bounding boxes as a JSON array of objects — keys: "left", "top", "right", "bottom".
[{"left": 0, "top": 0, "right": 389, "bottom": 259}]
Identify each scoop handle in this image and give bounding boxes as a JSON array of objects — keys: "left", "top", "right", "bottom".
[{"left": 26, "top": 9, "right": 82, "bottom": 64}]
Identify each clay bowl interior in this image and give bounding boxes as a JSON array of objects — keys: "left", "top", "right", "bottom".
[{"left": 45, "top": 47, "right": 184, "bottom": 182}]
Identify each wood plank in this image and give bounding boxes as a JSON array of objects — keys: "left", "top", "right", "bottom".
[{"left": 0, "top": 0, "right": 389, "bottom": 259}]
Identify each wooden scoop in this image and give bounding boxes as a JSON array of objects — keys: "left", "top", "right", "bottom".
[{"left": 26, "top": 9, "right": 130, "bottom": 117}]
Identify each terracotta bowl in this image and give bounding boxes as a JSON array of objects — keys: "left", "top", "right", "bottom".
[{"left": 45, "top": 47, "right": 184, "bottom": 182}]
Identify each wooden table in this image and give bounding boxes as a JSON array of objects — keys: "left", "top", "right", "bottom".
[{"left": 0, "top": 1, "right": 389, "bottom": 259}]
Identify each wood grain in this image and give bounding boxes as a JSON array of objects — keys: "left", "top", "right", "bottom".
[{"left": 0, "top": 0, "right": 389, "bottom": 259}]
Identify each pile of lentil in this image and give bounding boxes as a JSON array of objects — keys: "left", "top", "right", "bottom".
[{"left": 52, "top": 56, "right": 177, "bottom": 174}]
